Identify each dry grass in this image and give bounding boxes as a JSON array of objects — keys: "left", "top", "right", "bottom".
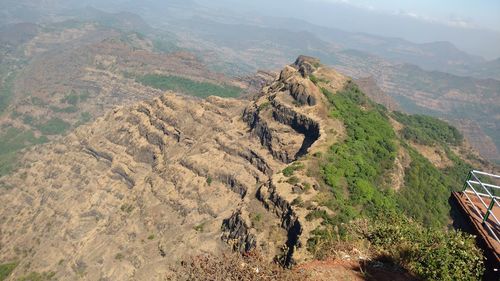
[{"left": 168, "top": 251, "right": 307, "bottom": 281}]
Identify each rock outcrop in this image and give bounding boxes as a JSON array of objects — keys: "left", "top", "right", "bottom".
[{"left": 0, "top": 57, "right": 348, "bottom": 280}]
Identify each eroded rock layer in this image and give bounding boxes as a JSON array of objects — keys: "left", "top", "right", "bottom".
[{"left": 0, "top": 57, "right": 348, "bottom": 280}]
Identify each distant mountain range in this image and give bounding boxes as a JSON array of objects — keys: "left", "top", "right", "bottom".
[{"left": 0, "top": 1, "right": 498, "bottom": 163}]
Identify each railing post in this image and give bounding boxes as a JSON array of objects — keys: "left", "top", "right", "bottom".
[
  {"left": 482, "top": 198, "right": 496, "bottom": 224},
  {"left": 462, "top": 171, "right": 472, "bottom": 192}
]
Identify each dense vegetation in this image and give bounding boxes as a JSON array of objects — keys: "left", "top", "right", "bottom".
[
  {"left": 392, "top": 111, "right": 463, "bottom": 146},
  {"left": 314, "top": 82, "right": 471, "bottom": 228},
  {"left": 137, "top": 74, "right": 242, "bottom": 98},
  {"left": 317, "top": 83, "right": 398, "bottom": 223},
  {"left": 306, "top": 81, "right": 482, "bottom": 280},
  {"left": 397, "top": 147, "right": 470, "bottom": 227},
  {"left": 365, "top": 216, "right": 483, "bottom": 281}
]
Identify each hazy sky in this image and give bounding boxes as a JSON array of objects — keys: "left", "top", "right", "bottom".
[{"left": 314, "top": 0, "right": 500, "bottom": 31}]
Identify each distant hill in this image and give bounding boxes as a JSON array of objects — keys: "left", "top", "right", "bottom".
[
  {"left": 257, "top": 17, "right": 486, "bottom": 75},
  {"left": 147, "top": 15, "right": 500, "bottom": 163}
]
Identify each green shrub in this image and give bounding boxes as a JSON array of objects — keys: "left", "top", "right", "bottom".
[
  {"left": 258, "top": 101, "right": 270, "bottom": 111},
  {"left": 61, "top": 92, "right": 79, "bottom": 105},
  {"left": 252, "top": 213, "right": 262, "bottom": 223},
  {"left": 396, "top": 147, "right": 455, "bottom": 227},
  {"left": 80, "top": 112, "right": 92, "bottom": 123},
  {"left": 309, "top": 74, "right": 329, "bottom": 85},
  {"left": 22, "top": 115, "right": 35, "bottom": 125},
  {"left": 309, "top": 74, "right": 319, "bottom": 84},
  {"left": 194, "top": 222, "right": 205, "bottom": 232},
  {"left": 308, "top": 79, "right": 483, "bottom": 280},
  {"left": 282, "top": 162, "right": 304, "bottom": 177},
  {"left": 30, "top": 96, "right": 46, "bottom": 106},
  {"left": 308, "top": 214, "right": 484, "bottom": 281},
  {"left": 365, "top": 215, "right": 484, "bottom": 281},
  {"left": 115, "top": 253, "right": 124, "bottom": 261},
  {"left": 291, "top": 196, "right": 304, "bottom": 207},
  {"left": 0, "top": 262, "right": 17, "bottom": 281},
  {"left": 74, "top": 112, "right": 93, "bottom": 128}
]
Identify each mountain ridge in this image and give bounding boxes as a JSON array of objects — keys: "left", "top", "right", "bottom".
[{"left": 0, "top": 56, "right": 493, "bottom": 280}]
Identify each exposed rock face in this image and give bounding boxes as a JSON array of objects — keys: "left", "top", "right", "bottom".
[
  {"left": 0, "top": 57, "right": 348, "bottom": 280},
  {"left": 221, "top": 210, "right": 256, "bottom": 253},
  {"left": 294, "top": 55, "right": 320, "bottom": 78}
]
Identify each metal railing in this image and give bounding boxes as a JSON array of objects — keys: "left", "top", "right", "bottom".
[{"left": 462, "top": 170, "right": 500, "bottom": 243}]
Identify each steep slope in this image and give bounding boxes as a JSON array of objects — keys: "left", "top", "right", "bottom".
[
  {"left": 0, "top": 56, "right": 347, "bottom": 279},
  {"left": 0, "top": 56, "right": 491, "bottom": 280}
]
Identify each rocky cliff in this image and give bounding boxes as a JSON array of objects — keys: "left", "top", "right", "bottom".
[{"left": 0, "top": 56, "right": 349, "bottom": 279}]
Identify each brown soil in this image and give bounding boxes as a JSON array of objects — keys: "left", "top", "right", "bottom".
[{"left": 297, "top": 259, "right": 418, "bottom": 281}]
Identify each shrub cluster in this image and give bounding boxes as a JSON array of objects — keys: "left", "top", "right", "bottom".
[
  {"left": 364, "top": 215, "right": 484, "bottom": 281},
  {"left": 282, "top": 162, "right": 304, "bottom": 177},
  {"left": 392, "top": 111, "right": 463, "bottom": 146},
  {"left": 309, "top": 215, "right": 484, "bottom": 281}
]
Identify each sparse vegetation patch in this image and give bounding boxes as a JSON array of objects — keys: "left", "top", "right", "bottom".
[
  {"left": 0, "top": 127, "right": 48, "bottom": 177},
  {"left": 0, "top": 73, "right": 15, "bottom": 115},
  {"left": 137, "top": 74, "right": 242, "bottom": 98},
  {"left": 0, "top": 262, "right": 18, "bottom": 281},
  {"left": 36, "top": 118, "right": 71, "bottom": 135},
  {"left": 169, "top": 252, "right": 305, "bottom": 281}
]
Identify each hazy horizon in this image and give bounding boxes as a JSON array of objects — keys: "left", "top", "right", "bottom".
[
  {"left": 1, "top": 0, "right": 499, "bottom": 59},
  {"left": 195, "top": 0, "right": 500, "bottom": 59}
]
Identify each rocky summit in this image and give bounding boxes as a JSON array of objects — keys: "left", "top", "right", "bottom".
[{"left": 0, "top": 56, "right": 349, "bottom": 280}]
